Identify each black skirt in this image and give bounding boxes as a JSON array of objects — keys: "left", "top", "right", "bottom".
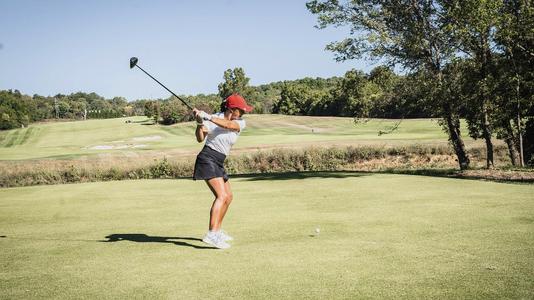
[{"left": 193, "top": 146, "right": 229, "bottom": 182}]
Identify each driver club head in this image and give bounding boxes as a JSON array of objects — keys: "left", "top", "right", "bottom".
[{"left": 130, "top": 57, "right": 138, "bottom": 69}]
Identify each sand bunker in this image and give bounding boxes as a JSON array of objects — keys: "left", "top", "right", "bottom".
[
  {"left": 132, "top": 135, "right": 162, "bottom": 141},
  {"left": 90, "top": 145, "right": 114, "bottom": 150},
  {"left": 89, "top": 144, "right": 147, "bottom": 150}
]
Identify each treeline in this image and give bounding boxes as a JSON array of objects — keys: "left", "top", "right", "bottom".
[
  {"left": 140, "top": 66, "right": 436, "bottom": 122},
  {"left": 0, "top": 90, "right": 140, "bottom": 129},
  {"left": 271, "top": 66, "right": 436, "bottom": 118},
  {"left": 0, "top": 65, "right": 432, "bottom": 131}
]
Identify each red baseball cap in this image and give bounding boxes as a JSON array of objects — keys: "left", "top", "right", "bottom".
[{"left": 226, "top": 94, "right": 253, "bottom": 113}]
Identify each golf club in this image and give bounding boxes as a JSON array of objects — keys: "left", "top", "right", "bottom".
[{"left": 129, "top": 57, "right": 193, "bottom": 110}]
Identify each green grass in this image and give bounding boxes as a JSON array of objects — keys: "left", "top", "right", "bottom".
[
  {"left": 0, "top": 115, "right": 471, "bottom": 161},
  {"left": 1, "top": 173, "right": 532, "bottom": 299}
]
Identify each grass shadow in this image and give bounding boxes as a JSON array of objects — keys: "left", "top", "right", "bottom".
[
  {"left": 380, "top": 168, "right": 534, "bottom": 184},
  {"left": 380, "top": 168, "right": 458, "bottom": 177},
  {"left": 232, "top": 169, "right": 533, "bottom": 184},
  {"left": 233, "top": 171, "right": 370, "bottom": 181},
  {"left": 101, "top": 233, "right": 216, "bottom": 249}
]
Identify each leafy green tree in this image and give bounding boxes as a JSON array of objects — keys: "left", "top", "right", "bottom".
[
  {"left": 57, "top": 100, "right": 72, "bottom": 119},
  {"left": 35, "top": 98, "right": 54, "bottom": 120},
  {"left": 144, "top": 101, "right": 156, "bottom": 119},
  {"left": 0, "top": 105, "right": 17, "bottom": 129},
  {"left": 218, "top": 68, "right": 250, "bottom": 98},
  {"left": 331, "top": 70, "right": 369, "bottom": 117},
  {"left": 495, "top": 0, "right": 534, "bottom": 166},
  {"left": 307, "top": 0, "right": 471, "bottom": 169},
  {"left": 218, "top": 67, "right": 257, "bottom": 112},
  {"left": 443, "top": 0, "right": 504, "bottom": 168},
  {"left": 187, "top": 93, "right": 220, "bottom": 113},
  {"left": 274, "top": 83, "right": 310, "bottom": 115},
  {"left": 389, "top": 71, "right": 438, "bottom": 118},
  {"left": 70, "top": 100, "right": 87, "bottom": 119},
  {"left": 272, "top": 78, "right": 335, "bottom": 116},
  {"left": 0, "top": 90, "right": 31, "bottom": 129},
  {"left": 110, "top": 97, "right": 128, "bottom": 116},
  {"left": 160, "top": 98, "right": 190, "bottom": 125},
  {"left": 369, "top": 66, "right": 397, "bottom": 90}
]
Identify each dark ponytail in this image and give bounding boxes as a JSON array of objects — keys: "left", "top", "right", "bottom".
[{"left": 220, "top": 99, "right": 227, "bottom": 113}]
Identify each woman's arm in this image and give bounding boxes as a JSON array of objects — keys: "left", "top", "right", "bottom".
[
  {"left": 209, "top": 117, "right": 241, "bottom": 132},
  {"left": 195, "top": 123, "right": 207, "bottom": 142},
  {"left": 193, "top": 109, "right": 208, "bottom": 142},
  {"left": 195, "top": 110, "right": 241, "bottom": 132}
]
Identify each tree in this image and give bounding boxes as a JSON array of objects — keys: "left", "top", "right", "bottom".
[
  {"left": 160, "top": 98, "right": 189, "bottom": 125},
  {"left": 495, "top": 0, "right": 534, "bottom": 166},
  {"left": 332, "top": 69, "right": 370, "bottom": 117},
  {"left": 272, "top": 79, "right": 334, "bottom": 116},
  {"left": 110, "top": 97, "right": 128, "bottom": 117},
  {"left": 442, "top": 0, "right": 504, "bottom": 169},
  {"left": 0, "top": 90, "right": 31, "bottom": 129},
  {"left": 386, "top": 71, "right": 439, "bottom": 118},
  {"left": 144, "top": 101, "right": 156, "bottom": 119},
  {"left": 218, "top": 67, "right": 250, "bottom": 98},
  {"left": 70, "top": 100, "right": 87, "bottom": 120},
  {"left": 307, "top": 0, "right": 471, "bottom": 169},
  {"left": 274, "top": 83, "right": 319, "bottom": 115},
  {"left": 218, "top": 67, "right": 257, "bottom": 112}
]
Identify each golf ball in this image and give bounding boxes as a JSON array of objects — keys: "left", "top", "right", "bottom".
[{"left": 315, "top": 228, "right": 320, "bottom": 234}]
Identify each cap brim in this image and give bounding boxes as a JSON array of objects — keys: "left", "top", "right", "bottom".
[{"left": 243, "top": 105, "right": 253, "bottom": 112}]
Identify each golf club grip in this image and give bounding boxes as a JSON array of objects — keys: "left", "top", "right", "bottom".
[{"left": 135, "top": 65, "right": 193, "bottom": 110}]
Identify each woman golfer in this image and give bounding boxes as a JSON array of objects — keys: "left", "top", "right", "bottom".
[{"left": 193, "top": 93, "right": 252, "bottom": 249}]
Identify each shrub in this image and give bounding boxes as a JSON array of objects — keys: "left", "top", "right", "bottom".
[{"left": 0, "top": 144, "right": 517, "bottom": 188}]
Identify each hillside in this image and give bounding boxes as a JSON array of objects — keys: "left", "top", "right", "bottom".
[{"left": 0, "top": 115, "right": 477, "bottom": 161}]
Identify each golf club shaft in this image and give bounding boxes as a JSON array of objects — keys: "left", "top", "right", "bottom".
[{"left": 135, "top": 65, "right": 193, "bottom": 110}]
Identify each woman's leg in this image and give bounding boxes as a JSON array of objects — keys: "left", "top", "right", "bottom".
[
  {"left": 219, "top": 180, "right": 233, "bottom": 222},
  {"left": 205, "top": 177, "right": 231, "bottom": 231}
]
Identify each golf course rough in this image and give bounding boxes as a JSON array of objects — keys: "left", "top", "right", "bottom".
[
  {"left": 1, "top": 173, "right": 533, "bottom": 299},
  {"left": 0, "top": 116, "right": 460, "bottom": 161}
]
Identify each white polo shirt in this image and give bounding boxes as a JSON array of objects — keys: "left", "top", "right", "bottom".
[{"left": 203, "top": 112, "right": 246, "bottom": 156}]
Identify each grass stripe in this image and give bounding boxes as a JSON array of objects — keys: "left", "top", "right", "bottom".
[
  {"left": 0, "top": 131, "right": 7, "bottom": 146},
  {"left": 3, "top": 129, "right": 21, "bottom": 148},
  {"left": 0, "top": 130, "right": 17, "bottom": 147},
  {"left": 19, "top": 127, "right": 34, "bottom": 145},
  {"left": 9, "top": 128, "right": 26, "bottom": 147}
]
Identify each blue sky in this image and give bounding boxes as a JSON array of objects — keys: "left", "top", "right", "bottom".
[{"left": 0, "top": 0, "right": 373, "bottom": 101}]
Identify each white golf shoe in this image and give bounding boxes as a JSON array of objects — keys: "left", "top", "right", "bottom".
[
  {"left": 202, "top": 231, "right": 230, "bottom": 249},
  {"left": 219, "top": 230, "right": 233, "bottom": 241}
]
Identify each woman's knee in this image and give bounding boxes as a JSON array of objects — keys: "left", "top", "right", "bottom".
[{"left": 217, "top": 192, "right": 232, "bottom": 204}]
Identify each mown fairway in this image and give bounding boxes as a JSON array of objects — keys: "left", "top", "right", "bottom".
[
  {"left": 0, "top": 115, "right": 466, "bottom": 161},
  {"left": 1, "top": 173, "right": 533, "bottom": 299}
]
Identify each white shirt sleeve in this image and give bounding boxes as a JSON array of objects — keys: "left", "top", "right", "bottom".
[
  {"left": 235, "top": 119, "right": 246, "bottom": 131},
  {"left": 203, "top": 114, "right": 218, "bottom": 133}
]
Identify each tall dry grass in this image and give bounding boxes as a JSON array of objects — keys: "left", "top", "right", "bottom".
[{"left": 0, "top": 144, "right": 512, "bottom": 188}]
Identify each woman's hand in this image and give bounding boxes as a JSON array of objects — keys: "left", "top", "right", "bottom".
[
  {"left": 193, "top": 108, "right": 203, "bottom": 124},
  {"left": 197, "top": 110, "right": 212, "bottom": 121}
]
